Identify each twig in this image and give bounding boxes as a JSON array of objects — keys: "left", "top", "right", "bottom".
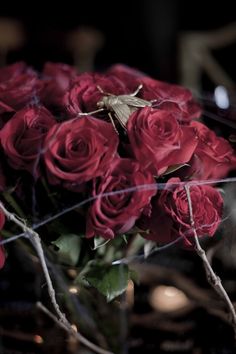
[
  {"left": 36, "top": 302, "right": 113, "bottom": 354},
  {"left": 0, "top": 202, "right": 114, "bottom": 354},
  {"left": 184, "top": 185, "right": 236, "bottom": 337},
  {"left": 0, "top": 202, "right": 68, "bottom": 326}
]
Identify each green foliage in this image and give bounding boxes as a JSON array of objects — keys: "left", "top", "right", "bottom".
[
  {"left": 76, "top": 262, "right": 129, "bottom": 302},
  {"left": 51, "top": 234, "right": 81, "bottom": 266}
]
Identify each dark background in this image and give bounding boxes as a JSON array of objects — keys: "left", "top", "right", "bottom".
[
  {"left": 1, "top": 0, "right": 236, "bottom": 82},
  {"left": 1, "top": 2, "right": 236, "bottom": 353}
]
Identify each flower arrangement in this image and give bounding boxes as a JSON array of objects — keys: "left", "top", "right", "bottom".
[{"left": 0, "top": 62, "right": 236, "bottom": 352}]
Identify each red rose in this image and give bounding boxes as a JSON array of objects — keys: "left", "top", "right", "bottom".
[
  {"left": 140, "top": 178, "right": 223, "bottom": 246},
  {"left": 41, "top": 62, "right": 77, "bottom": 109},
  {"left": 186, "top": 121, "right": 236, "bottom": 180},
  {"left": 0, "top": 106, "right": 56, "bottom": 177},
  {"left": 44, "top": 116, "right": 119, "bottom": 188},
  {"left": 64, "top": 72, "right": 127, "bottom": 117},
  {"left": 140, "top": 77, "right": 202, "bottom": 123},
  {"left": 86, "top": 158, "right": 157, "bottom": 239},
  {"left": 0, "top": 62, "right": 42, "bottom": 114},
  {"left": 106, "top": 64, "right": 145, "bottom": 88},
  {"left": 127, "top": 107, "right": 198, "bottom": 175},
  {"left": 107, "top": 64, "right": 201, "bottom": 123},
  {"left": 0, "top": 208, "right": 5, "bottom": 269}
]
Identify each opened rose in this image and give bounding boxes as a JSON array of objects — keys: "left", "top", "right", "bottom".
[
  {"left": 0, "top": 62, "right": 42, "bottom": 114},
  {"left": 86, "top": 158, "right": 157, "bottom": 239},
  {"left": 43, "top": 116, "right": 119, "bottom": 188},
  {"left": 140, "top": 177, "right": 223, "bottom": 247},
  {"left": 0, "top": 106, "right": 56, "bottom": 177},
  {"left": 127, "top": 107, "right": 198, "bottom": 176}
]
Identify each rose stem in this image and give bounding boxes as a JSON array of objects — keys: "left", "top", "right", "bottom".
[
  {"left": 184, "top": 185, "right": 236, "bottom": 338},
  {"left": 2, "top": 191, "right": 26, "bottom": 219},
  {"left": 0, "top": 202, "right": 114, "bottom": 354}
]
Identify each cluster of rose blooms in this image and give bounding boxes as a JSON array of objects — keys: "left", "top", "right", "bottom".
[{"left": 0, "top": 62, "right": 236, "bottom": 268}]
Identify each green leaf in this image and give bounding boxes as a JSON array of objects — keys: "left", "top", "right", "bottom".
[
  {"left": 129, "top": 269, "right": 140, "bottom": 285},
  {"left": 122, "top": 234, "right": 128, "bottom": 244},
  {"left": 144, "top": 240, "right": 156, "bottom": 258},
  {"left": 51, "top": 234, "right": 81, "bottom": 266},
  {"left": 93, "top": 236, "right": 110, "bottom": 250},
  {"left": 163, "top": 163, "right": 189, "bottom": 175},
  {"left": 84, "top": 263, "right": 129, "bottom": 302}
]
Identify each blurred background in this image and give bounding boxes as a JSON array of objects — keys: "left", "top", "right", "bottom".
[
  {"left": 1, "top": 1, "right": 236, "bottom": 353},
  {"left": 0, "top": 1, "right": 236, "bottom": 82}
]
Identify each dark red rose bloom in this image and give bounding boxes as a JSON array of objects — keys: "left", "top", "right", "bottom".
[
  {"left": 41, "top": 62, "right": 77, "bottom": 108},
  {"left": 184, "top": 121, "right": 236, "bottom": 180},
  {"left": 0, "top": 208, "right": 5, "bottom": 269},
  {"left": 64, "top": 72, "right": 127, "bottom": 118},
  {"left": 140, "top": 77, "right": 202, "bottom": 123},
  {"left": 107, "top": 64, "right": 202, "bottom": 123},
  {"left": 0, "top": 62, "right": 42, "bottom": 114},
  {"left": 0, "top": 106, "right": 56, "bottom": 177},
  {"left": 127, "top": 107, "right": 198, "bottom": 176},
  {"left": 86, "top": 158, "right": 157, "bottom": 239},
  {"left": 44, "top": 116, "right": 119, "bottom": 188},
  {"left": 139, "top": 178, "right": 223, "bottom": 247}
]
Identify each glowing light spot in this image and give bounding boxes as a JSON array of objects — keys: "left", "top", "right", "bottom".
[
  {"left": 69, "top": 287, "right": 78, "bottom": 294},
  {"left": 126, "top": 280, "right": 134, "bottom": 307},
  {"left": 34, "top": 335, "right": 44, "bottom": 344},
  {"left": 71, "top": 324, "right": 78, "bottom": 332},
  {"left": 214, "top": 86, "right": 229, "bottom": 109},
  {"left": 149, "top": 285, "right": 190, "bottom": 312},
  {"left": 67, "top": 269, "right": 77, "bottom": 278}
]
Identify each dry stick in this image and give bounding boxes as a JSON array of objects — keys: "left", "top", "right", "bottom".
[
  {"left": 184, "top": 185, "right": 236, "bottom": 337},
  {"left": 0, "top": 202, "right": 114, "bottom": 354},
  {"left": 36, "top": 302, "right": 113, "bottom": 354}
]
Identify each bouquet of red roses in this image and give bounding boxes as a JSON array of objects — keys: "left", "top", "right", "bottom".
[{"left": 0, "top": 62, "right": 236, "bottom": 351}]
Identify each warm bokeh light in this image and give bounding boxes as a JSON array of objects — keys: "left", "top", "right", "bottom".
[
  {"left": 71, "top": 324, "right": 78, "bottom": 332},
  {"left": 149, "top": 285, "right": 190, "bottom": 312},
  {"left": 69, "top": 287, "right": 79, "bottom": 294},
  {"left": 34, "top": 335, "right": 44, "bottom": 344},
  {"left": 67, "top": 269, "right": 78, "bottom": 278},
  {"left": 126, "top": 280, "right": 134, "bottom": 308}
]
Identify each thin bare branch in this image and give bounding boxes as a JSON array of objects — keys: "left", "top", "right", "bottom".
[
  {"left": 184, "top": 185, "right": 236, "bottom": 337},
  {"left": 0, "top": 202, "right": 114, "bottom": 354}
]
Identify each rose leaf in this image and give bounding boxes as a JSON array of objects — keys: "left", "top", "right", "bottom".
[
  {"left": 51, "top": 234, "right": 81, "bottom": 266},
  {"left": 84, "top": 263, "right": 129, "bottom": 302}
]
